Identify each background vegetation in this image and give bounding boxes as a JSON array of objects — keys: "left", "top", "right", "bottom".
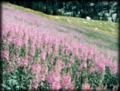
[{"left": 7, "top": 0, "right": 119, "bottom": 22}]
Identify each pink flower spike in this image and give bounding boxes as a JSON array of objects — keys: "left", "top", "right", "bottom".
[
  {"left": 13, "top": 38, "right": 24, "bottom": 47},
  {"left": 40, "top": 51, "right": 46, "bottom": 61},
  {"left": 22, "top": 58, "right": 29, "bottom": 67},
  {"left": 1, "top": 49, "right": 9, "bottom": 61},
  {"left": 97, "top": 62, "right": 105, "bottom": 72},
  {"left": 61, "top": 73, "right": 74, "bottom": 90},
  {"left": 31, "top": 64, "right": 41, "bottom": 74},
  {"left": 51, "top": 82, "right": 61, "bottom": 90},
  {"left": 82, "top": 83, "right": 90, "bottom": 91}
]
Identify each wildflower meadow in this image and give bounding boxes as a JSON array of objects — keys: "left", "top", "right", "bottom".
[{"left": 1, "top": 3, "right": 119, "bottom": 91}]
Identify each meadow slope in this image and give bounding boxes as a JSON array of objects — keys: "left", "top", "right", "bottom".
[
  {"left": 2, "top": 3, "right": 118, "bottom": 60},
  {"left": 1, "top": 3, "right": 119, "bottom": 90}
]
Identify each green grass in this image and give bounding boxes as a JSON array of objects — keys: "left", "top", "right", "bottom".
[{"left": 52, "top": 16, "right": 118, "bottom": 38}]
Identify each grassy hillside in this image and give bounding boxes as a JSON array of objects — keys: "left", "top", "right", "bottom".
[
  {"left": 2, "top": 3, "right": 118, "bottom": 51},
  {"left": 4, "top": 2, "right": 118, "bottom": 37}
]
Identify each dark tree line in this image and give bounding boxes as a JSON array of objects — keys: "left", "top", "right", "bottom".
[{"left": 7, "top": 0, "right": 119, "bottom": 22}]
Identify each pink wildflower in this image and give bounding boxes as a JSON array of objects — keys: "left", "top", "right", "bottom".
[
  {"left": 97, "top": 62, "right": 105, "bottom": 72},
  {"left": 82, "top": 83, "right": 90, "bottom": 91},
  {"left": 47, "top": 71, "right": 61, "bottom": 90},
  {"left": 1, "top": 49, "right": 9, "bottom": 61},
  {"left": 21, "top": 58, "right": 29, "bottom": 67},
  {"left": 17, "top": 57, "right": 29, "bottom": 67},
  {"left": 51, "top": 82, "right": 61, "bottom": 90},
  {"left": 47, "top": 46, "right": 52, "bottom": 55},
  {"left": 30, "top": 79, "right": 39, "bottom": 89},
  {"left": 89, "top": 67, "right": 96, "bottom": 74},
  {"left": 70, "top": 57, "right": 75, "bottom": 65},
  {"left": 38, "top": 65, "right": 48, "bottom": 81},
  {"left": 55, "top": 59, "right": 65, "bottom": 72},
  {"left": 83, "top": 62, "right": 87, "bottom": 68},
  {"left": 13, "top": 38, "right": 24, "bottom": 47},
  {"left": 31, "top": 64, "right": 41, "bottom": 74},
  {"left": 47, "top": 71, "right": 61, "bottom": 83},
  {"left": 40, "top": 51, "right": 46, "bottom": 61},
  {"left": 61, "top": 74, "right": 74, "bottom": 90}
]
